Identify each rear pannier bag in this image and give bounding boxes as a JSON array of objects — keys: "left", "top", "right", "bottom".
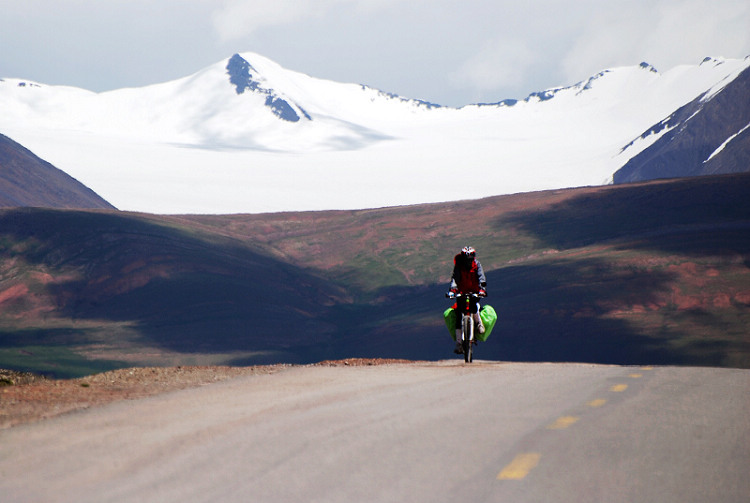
[{"left": 443, "top": 304, "right": 497, "bottom": 342}]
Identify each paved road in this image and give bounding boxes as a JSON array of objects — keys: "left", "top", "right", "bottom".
[{"left": 1, "top": 362, "right": 748, "bottom": 502}]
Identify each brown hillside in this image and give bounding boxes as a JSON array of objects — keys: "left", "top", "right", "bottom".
[
  {"left": 1, "top": 173, "right": 749, "bottom": 375},
  {"left": 0, "top": 133, "right": 115, "bottom": 209}
]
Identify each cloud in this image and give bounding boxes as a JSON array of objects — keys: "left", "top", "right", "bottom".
[
  {"left": 561, "top": 0, "right": 750, "bottom": 81},
  {"left": 212, "top": 0, "right": 314, "bottom": 40},
  {"left": 211, "top": 0, "right": 410, "bottom": 42},
  {"left": 2, "top": 0, "right": 748, "bottom": 107},
  {"left": 648, "top": 0, "right": 750, "bottom": 62},
  {"left": 451, "top": 38, "right": 536, "bottom": 96}
]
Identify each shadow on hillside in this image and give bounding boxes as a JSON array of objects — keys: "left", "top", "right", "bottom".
[
  {"left": 478, "top": 263, "right": 682, "bottom": 365},
  {"left": 3, "top": 199, "right": 747, "bottom": 373},
  {"left": 0, "top": 209, "right": 344, "bottom": 368},
  {"left": 495, "top": 174, "right": 750, "bottom": 255},
  {"left": 450, "top": 173, "right": 750, "bottom": 367},
  {"left": 320, "top": 257, "right": 724, "bottom": 367}
]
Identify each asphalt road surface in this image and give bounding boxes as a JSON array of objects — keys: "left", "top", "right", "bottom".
[{"left": 1, "top": 361, "right": 748, "bottom": 502}]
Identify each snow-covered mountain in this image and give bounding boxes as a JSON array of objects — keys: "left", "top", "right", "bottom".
[
  {"left": 1, "top": 52, "right": 748, "bottom": 214},
  {"left": 614, "top": 61, "right": 750, "bottom": 182}
]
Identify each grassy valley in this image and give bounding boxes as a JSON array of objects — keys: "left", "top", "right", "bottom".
[{"left": 1, "top": 174, "right": 749, "bottom": 376}]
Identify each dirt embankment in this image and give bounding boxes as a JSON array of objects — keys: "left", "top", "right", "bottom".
[{"left": 0, "top": 359, "right": 412, "bottom": 429}]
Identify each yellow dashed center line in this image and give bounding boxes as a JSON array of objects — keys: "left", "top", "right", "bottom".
[
  {"left": 497, "top": 453, "right": 541, "bottom": 480},
  {"left": 498, "top": 371, "right": 649, "bottom": 483},
  {"left": 546, "top": 416, "right": 579, "bottom": 430}
]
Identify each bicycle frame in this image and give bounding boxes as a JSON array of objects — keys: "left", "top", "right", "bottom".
[{"left": 446, "top": 292, "right": 482, "bottom": 363}]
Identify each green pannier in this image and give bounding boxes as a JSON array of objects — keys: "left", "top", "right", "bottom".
[
  {"left": 443, "top": 307, "right": 458, "bottom": 339},
  {"left": 479, "top": 305, "right": 498, "bottom": 341},
  {"left": 443, "top": 304, "right": 497, "bottom": 342}
]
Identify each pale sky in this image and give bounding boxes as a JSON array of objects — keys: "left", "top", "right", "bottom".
[{"left": 1, "top": 0, "right": 749, "bottom": 107}]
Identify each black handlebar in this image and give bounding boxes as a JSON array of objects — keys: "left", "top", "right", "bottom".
[{"left": 445, "top": 292, "right": 487, "bottom": 299}]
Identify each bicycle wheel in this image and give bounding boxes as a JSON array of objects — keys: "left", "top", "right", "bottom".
[{"left": 462, "top": 316, "right": 473, "bottom": 363}]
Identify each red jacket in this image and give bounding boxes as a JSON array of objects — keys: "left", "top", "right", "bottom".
[{"left": 450, "top": 254, "right": 486, "bottom": 293}]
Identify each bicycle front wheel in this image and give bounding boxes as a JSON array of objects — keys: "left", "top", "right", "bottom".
[{"left": 461, "top": 316, "right": 473, "bottom": 363}]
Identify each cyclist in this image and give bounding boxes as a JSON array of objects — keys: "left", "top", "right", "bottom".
[{"left": 449, "top": 246, "right": 487, "bottom": 354}]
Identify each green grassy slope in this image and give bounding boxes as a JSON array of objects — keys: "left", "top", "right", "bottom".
[{"left": 1, "top": 174, "right": 748, "bottom": 376}]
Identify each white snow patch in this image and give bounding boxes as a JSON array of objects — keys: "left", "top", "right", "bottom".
[{"left": 704, "top": 122, "right": 750, "bottom": 163}]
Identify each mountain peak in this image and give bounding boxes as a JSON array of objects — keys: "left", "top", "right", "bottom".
[
  {"left": 701, "top": 56, "right": 726, "bottom": 66},
  {"left": 224, "top": 53, "right": 311, "bottom": 122},
  {"left": 226, "top": 53, "right": 260, "bottom": 94}
]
